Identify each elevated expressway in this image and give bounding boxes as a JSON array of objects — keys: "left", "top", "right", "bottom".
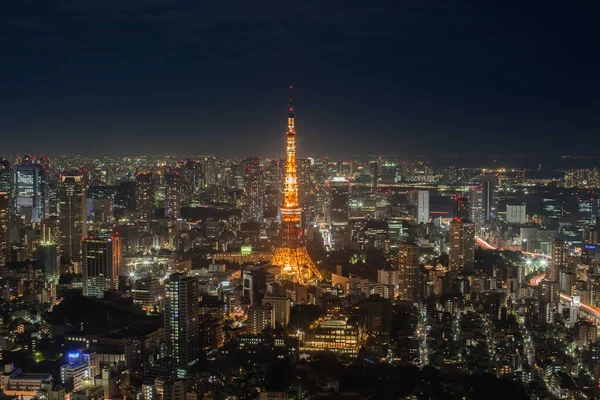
[{"left": 475, "top": 236, "right": 600, "bottom": 322}]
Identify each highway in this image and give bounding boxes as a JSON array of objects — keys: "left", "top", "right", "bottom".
[{"left": 475, "top": 237, "right": 600, "bottom": 320}]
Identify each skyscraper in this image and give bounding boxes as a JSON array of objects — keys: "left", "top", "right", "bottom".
[
  {"left": 14, "top": 155, "right": 46, "bottom": 223},
  {"left": 58, "top": 173, "right": 87, "bottom": 264},
  {"left": 417, "top": 190, "right": 430, "bottom": 224},
  {"left": 246, "top": 304, "right": 274, "bottom": 334},
  {"left": 448, "top": 218, "right": 476, "bottom": 272},
  {"left": 165, "top": 273, "right": 200, "bottom": 370},
  {"left": 0, "top": 159, "right": 9, "bottom": 266},
  {"left": 468, "top": 187, "right": 484, "bottom": 231},
  {"left": 82, "top": 236, "right": 122, "bottom": 297},
  {"left": 330, "top": 177, "right": 349, "bottom": 225},
  {"left": 242, "top": 157, "right": 264, "bottom": 223},
  {"left": 479, "top": 174, "right": 499, "bottom": 225},
  {"left": 398, "top": 243, "right": 420, "bottom": 302},
  {"left": 452, "top": 195, "right": 470, "bottom": 219},
  {"left": 549, "top": 238, "right": 568, "bottom": 282},
  {"left": 164, "top": 167, "right": 181, "bottom": 219},
  {"left": 37, "top": 243, "right": 59, "bottom": 283},
  {"left": 136, "top": 173, "right": 156, "bottom": 220},
  {"left": 271, "top": 87, "right": 322, "bottom": 284},
  {"left": 506, "top": 203, "right": 527, "bottom": 224}
]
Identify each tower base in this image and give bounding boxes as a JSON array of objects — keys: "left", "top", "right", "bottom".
[{"left": 271, "top": 247, "right": 322, "bottom": 285}]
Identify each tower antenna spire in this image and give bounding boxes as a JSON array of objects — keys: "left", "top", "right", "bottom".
[{"left": 289, "top": 85, "right": 294, "bottom": 114}]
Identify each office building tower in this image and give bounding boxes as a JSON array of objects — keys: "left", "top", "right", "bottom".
[
  {"left": 14, "top": 155, "right": 46, "bottom": 223},
  {"left": 180, "top": 160, "right": 202, "bottom": 206},
  {"left": 398, "top": 243, "right": 420, "bottom": 302},
  {"left": 271, "top": 88, "right": 322, "bottom": 284},
  {"left": 479, "top": 174, "right": 498, "bottom": 225},
  {"left": 452, "top": 195, "right": 470, "bottom": 219},
  {"left": 297, "top": 158, "right": 312, "bottom": 207},
  {"left": 136, "top": 173, "right": 156, "bottom": 220},
  {"left": 242, "top": 157, "right": 264, "bottom": 223},
  {"left": 449, "top": 218, "right": 476, "bottom": 272},
  {"left": 549, "top": 238, "right": 568, "bottom": 282},
  {"left": 247, "top": 305, "right": 275, "bottom": 334},
  {"left": 164, "top": 167, "right": 181, "bottom": 219},
  {"left": 82, "top": 236, "right": 122, "bottom": 298},
  {"left": 330, "top": 177, "right": 349, "bottom": 225},
  {"left": 262, "top": 295, "right": 291, "bottom": 327},
  {"left": 506, "top": 203, "right": 527, "bottom": 224},
  {"left": 0, "top": 159, "right": 9, "bottom": 266},
  {"left": 58, "top": 173, "right": 87, "bottom": 263},
  {"left": 468, "top": 187, "right": 484, "bottom": 231},
  {"left": 416, "top": 190, "right": 429, "bottom": 224},
  {"left": 37, "top": 243, "right": 59, "bottom": 283},
  {"left": 165, "top": 273, "right": 200, "bottom": 370},
  {"left": 264, "top": 159, "right": 285, "bottom": 211},
  {"left": 0, "top": 158, "right": 10, "bottom": 194}
]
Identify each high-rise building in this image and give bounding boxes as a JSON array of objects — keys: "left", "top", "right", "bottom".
[
  {"left": 37, "top": 243, "right": 59, "bottom": 283},
  {"left": 58, "top": 173, "right": 87, "bottom": 264},
  {"left": 165, "top": 273, "right": 200, "bottom": 370},
  {"left": 448, "top": 218, "right": 476, "bottom": 272},
  {"left": 247, "top": 305, "right": 274, "bottom": 334},
  {"left": 136, "top": 173, "right": 156, "bottom": 220},
  {"left": 398, "top": 243, "right": 420, "bottom": 302},
  {"left": 549, "top": 238, "right": 568, "bottom": 282},
  {"left": 164, "top": 167, "right": 181, "bottom": 219},
  {"left": 468, "top": 187, "right": 484, "bottom": 231},
  {"left": 14, "top": 155, "right": 46, "bottom": 223},
  {"left": 0, "top": 159, "right": 9, "bottom": 266},
  {"left": 330, "top": 177, "right": 349, "bottom": 225},
  {"left": 262, "top": 295, "right": 291, "bottom": 327},
  {"left": 180, "top": 160, "right": 202, "bottom": 206},
  {"left": 416, "top": 190, "right": 429, "bottom": 224},
  {"left": 264, "top": 159, "right": 285, "bottom": 211},
  {"left": 506, "top": 203, "right": 527, "bottom": 224},
  {"left": 82, "top": 236, "right": 122, "bottom": 297},
  {"left": 242, "top": 157, "right": 264, "bottom": 223},
  {"left": 452, "top": 195, "right": 470, "bottom": 219},
  {"left": 271, "top": 87, "right": 322, "bottom": 284},
  {"left": 479, "top": 174, "right": 498, "bottom": 225}
]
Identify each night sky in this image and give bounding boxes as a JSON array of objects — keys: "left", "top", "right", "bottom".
[{"left": 2, "top": 1, "right": 598, "bottom": 157}]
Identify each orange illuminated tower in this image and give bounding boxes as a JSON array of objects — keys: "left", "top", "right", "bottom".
[{"left": 271, "top": 87, "right": 322, "bottom": 284}]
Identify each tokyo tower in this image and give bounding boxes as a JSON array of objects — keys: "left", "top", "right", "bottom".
[{"left": 271, "top": 87, "right": 323, "bottom": 284}]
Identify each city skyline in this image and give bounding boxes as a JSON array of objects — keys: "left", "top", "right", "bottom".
[{"left": 2, "top": 1, "right": 599, "bottom": 156}]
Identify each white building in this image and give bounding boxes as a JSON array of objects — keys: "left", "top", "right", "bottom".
[
  {"left": 417, "top": 190, "right": 429, "bottom": 224},
  {"left": 506, "top": 203, "right": 526, "bottom": 224}
]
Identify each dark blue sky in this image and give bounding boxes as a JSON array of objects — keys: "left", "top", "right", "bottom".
[{"left": 1, "top": 0, "right": 598, "bottom": 157}]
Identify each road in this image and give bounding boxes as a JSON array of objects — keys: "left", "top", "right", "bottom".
[{"left": 475, "top": 237, "right": 600, "bottom": 320}]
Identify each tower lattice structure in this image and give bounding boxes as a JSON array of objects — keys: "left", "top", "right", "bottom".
[{"left": 271, "top": 87, "right": 322, "bottom": 284}]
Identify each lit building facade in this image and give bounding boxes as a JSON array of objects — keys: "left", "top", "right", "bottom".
[
  {"left": 398, "top": 243, "right": 420, "bottom": 302},
  {"left": 136, "top": 173, "right": 156, "bottom": 220},
  {"left": 247, "top": 305, "right": 274, "bottom": 334},
  {"left": 0, "top": 159, "right": 9, "bottom": 266},
  {"left": 417, "top": 190, "right": 429, "bottom": 224},
  {"left": 37, "top": 243, "right": 59, "bottom": 283},
  {"left": 448, "top": 218, "right": 475, "bottom": 272},
  {"left": 262, "top": 295, "right": 291, "bottom": 327},
  {"left": 82, "top": 236, "right": 122, "bottom": 298},
  {"left": 165, "top": 273, "right": 200, "bottom": 370},
  {"left": 164, "top": 167, "right": 181, "bottom": 219},
  {"left": 14, "top": 155, "right": 46, "bottom": 223},
  {"left": 242, "top": 157, "right": 264, "bottom": 223},
  {"left": 58, "top": 173, "right": 87, "bottom": 263}
]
